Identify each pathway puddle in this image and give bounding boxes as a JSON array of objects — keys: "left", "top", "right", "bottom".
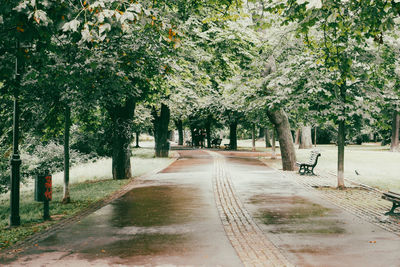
[
  {"left": 109, "top": 185, "right": 198, "bottom": 227},
  {"left": 77, "top": 185, "right": 200, "bottom": 260},
  {"left": 250, "top": 194, "right": 345, "bottom": 235},
  {"left": 81, "top": 233, "right": 190, "bottom": 259}
]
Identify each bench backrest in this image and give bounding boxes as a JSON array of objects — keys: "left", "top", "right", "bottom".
[
  {"left": 386, "top": 191, "right": 400, "bottom": 199},
  {"left": 212, "top": 138, "right": 222, "bottom": 144},
  {"left": 307, "top": 151, "right": 321, "bottom": 166}
]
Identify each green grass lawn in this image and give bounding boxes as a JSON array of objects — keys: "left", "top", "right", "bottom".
[
  {"left": 236, "top": 139, "right": 400, "bottom": 192},
  {"left": 0, "top": 148, "right": 174, "bottom": 250},
  {"left": 295, "top": 144, "right": 400, "bottom": 192}
]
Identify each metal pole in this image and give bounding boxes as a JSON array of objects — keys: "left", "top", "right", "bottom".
[
  {"left": 43, "top": 200, "right": 50, "bottom": 221},
  {"left": 10, "top": 40, "right": 22, "bottom": 227}
]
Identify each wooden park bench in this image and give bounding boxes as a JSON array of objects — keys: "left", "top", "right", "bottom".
[
  {"left": 296, "top": 151, "right": 321, "bottom": 175},
  {"left": 382, "top": 191, "right": 400, "bottom": 215},
  {"left": 211, "top": 138, "right": 222, "bottom": 148}
]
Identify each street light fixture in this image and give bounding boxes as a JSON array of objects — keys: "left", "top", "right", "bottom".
[{"left": 9, "top": 40, "right": 23, "bottom": 227}]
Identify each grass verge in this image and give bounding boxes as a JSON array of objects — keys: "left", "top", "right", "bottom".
[{"left": 0, "top": 179, "right": 129, "bottom": 250}]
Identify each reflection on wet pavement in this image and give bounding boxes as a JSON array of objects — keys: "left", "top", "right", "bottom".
[
  {"left": 81, "top": 233, "right": 190, "bottom": 259},
  {"left": 109, "top": 186, "right": 198, "bottom": 227},
  {"left": 251, "top": 194, "right": 345, "bottom": 235}
]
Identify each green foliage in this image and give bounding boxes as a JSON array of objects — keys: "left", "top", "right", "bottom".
[
  {"left": 21, "top": 136, "right": 96, "bottom": 175},
  {"left": 2, "top": 0, "right": 399, "bottom": 196}
]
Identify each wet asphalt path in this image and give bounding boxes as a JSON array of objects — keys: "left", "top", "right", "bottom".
[
  {"left": 224, "top": 154, "right": 400, "bottom": 267},
  {"left": 3, "top": 149, "right": 400, "bottom": 266},
  {"left": 4, "top": 150, "right": 242, "bottom": 266}
]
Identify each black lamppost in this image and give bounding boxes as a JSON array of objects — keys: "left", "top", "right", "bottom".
[{"left": 9, "top": 40, "right": 22, "bottom": 227}]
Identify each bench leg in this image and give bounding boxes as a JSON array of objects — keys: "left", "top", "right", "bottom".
[
  {"left": 299, "top": 165, "right": 317, "bottom": 176},
  {"left": 385, "top": 202, "right": 400, "bottom": 215}
]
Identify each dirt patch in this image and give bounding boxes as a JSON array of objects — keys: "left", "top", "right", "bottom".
[{"left": 250, "top": 194, "right": 345, "bottom": 235}]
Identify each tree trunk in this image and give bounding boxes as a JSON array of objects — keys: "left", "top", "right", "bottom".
[
  {"left": 337, "top": 120, "right": 345, "bottom": 189},
  {"left": 190, "top": 127, "right": 195, "bottom": 147},
  {"left": 169, "top": 130, "right": 175, "bottom": 142},
  {"left": 314, "top": 126, "right": 317, "bottom": 147},
  {"left": 153, "top": 103, "right": 170, "bottom": 157},
  {"left": 267, "top": 109, "right": 296, "bottom": 171},
  {"left": 175, "top": 120, "right": 184, "bottom": 146},
  {"left": 262, "top": 55, "right": 295, "bottom": 170},
  {"left": 336, "top": 83, "right": 346, "bottom": 189},
  {"left": 390, "top": 111, "right": 400, "bottom": 152},
  {"left": 265, "top": 128, "right": 272, "bottom": 147},
  {"left": 252, "top": 123, "right": 256, "bottom": 151},
  {"left": 259, "top": 127, "right": 264, "bottom": 138},
  {"left": 299, "top": 125, "right": 312, "bottom": 149},
  {"left": 271, "top": 127, "right": 276, "bottom": 159},
  {"left": 62, "top": 105, "right": 71, "bottom": 204},
  {"left": 135, "top": 131, "right": 140, "bottom": 148},
  {"left": 229, "top": 121, "right": 238, "bottom": 150},
  {"left": 294, "top": 128, "right": 300, "bottom": 146},
  {"left": 206, "top": 119, "right": 211, "bottom": 148},
  {"left": 108, "top": 98, "right": 135, "bottom": 180}
]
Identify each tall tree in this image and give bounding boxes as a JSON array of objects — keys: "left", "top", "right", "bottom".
[
  {"left": 152, "top": 103, "right": 171, "bottom": 157},
  {"left": 391, "top": 111, "right": 400, "bottom": 152},
  {"left": 299, "top": 125, "right": 312, "bottom": 149}
]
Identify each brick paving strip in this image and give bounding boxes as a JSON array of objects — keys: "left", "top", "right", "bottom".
[
  {"left": 208, "top": 151, "right": 294, "bottom": 267},
  {"left": 0, "top": 156, "right": 178, "bottom": 259},
  {"left": 280, "top": 169, "right": 400, "bottom": 235}
]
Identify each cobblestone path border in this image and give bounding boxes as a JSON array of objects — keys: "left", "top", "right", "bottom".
[
  {"left": 281, "top": 170, "right": 400, "bottom": 235},
  {"left": 209, "top": 151, "right": 293, "bottom": 267}
]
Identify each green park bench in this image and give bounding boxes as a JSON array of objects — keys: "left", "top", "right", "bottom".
[
  {"left": 224, "top": 143, "right": 231, "bottom": 150},
  {"left": 296, "top": 151, "right": 321, "bottom": 175},
  {"left": 211, "top": 138, "right": 222, "bottom": 148},
  {"left": 382, "top": 191, "right": 400, "bottom": 215}
]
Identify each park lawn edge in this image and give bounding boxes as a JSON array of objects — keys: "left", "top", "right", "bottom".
[{"left": 0, "top": 154, "right": 178, "bottom": 254}]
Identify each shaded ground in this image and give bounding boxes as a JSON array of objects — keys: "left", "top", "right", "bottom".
[{"left": 2, "top": 149, "right": 400, "bottom": 267}]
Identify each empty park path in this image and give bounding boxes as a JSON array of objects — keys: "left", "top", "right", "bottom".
[{"left": 2, "top": 149, "right": 400, "bottom": 266}]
